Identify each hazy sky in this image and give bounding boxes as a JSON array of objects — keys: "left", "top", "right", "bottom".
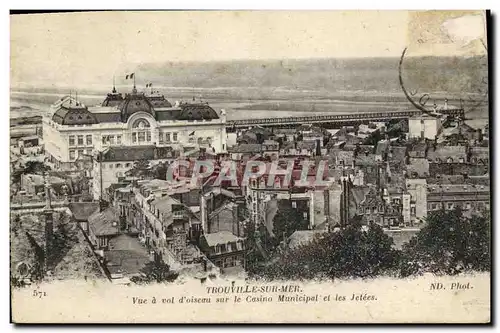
[{"left": 10, "top": 10, "right": 486, "bottom": 87}]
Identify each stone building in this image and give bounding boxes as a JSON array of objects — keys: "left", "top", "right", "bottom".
[{"left": 43, "top": 85, "right": 227, "bottom": 171}]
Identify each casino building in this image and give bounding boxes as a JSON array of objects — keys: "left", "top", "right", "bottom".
[{"left": 43, "top": 84, "right": 228, "bottom": 171}]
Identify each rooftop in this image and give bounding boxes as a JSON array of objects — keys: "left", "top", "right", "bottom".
[
  {"left": 68, "top": 202, "right": 99, "bottom": 222},
  {"left": 427, "top": 184, "right": 489, "bottom": 193},
  {"left": 101, "top": 145, "right": 179, "bottom": 162},
  {"left": 88, "top": 206, "right": 121, "bottom": 237},
  {"left": 203, "top": 231, "right": 243, "bottom": 247},
  {"left": 22, "top": 173, "right": 66, "bottom": 186}
]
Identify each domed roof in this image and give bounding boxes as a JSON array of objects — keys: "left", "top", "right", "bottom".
[
  {"left": 102, "top": 88, "right": 124, "bottom": 107},
  {"left": 118, "top": 92, "right": 155, "bottom": 122},
  {"left": 52, "top": 104, "right": 97, "bottom": 125},
  {"left": 146, "top": 91, "right": 172, "bottom": 108},
  {"left": 177, "top": 103, "right": 219, "bottom": 121}
]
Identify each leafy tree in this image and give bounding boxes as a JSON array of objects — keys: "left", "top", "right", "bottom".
[
  {"left": 362, "top": 129, "right": 383, "bottom": 146},
  {"left": 131, "top": 255, "right": 178, "bottom": 284},
  {"left": 151, "top": 161, "right": 170, "bottom": 180},
  {"left": 23, "top": 161, "right": 51, "bottom": 175},
  {"left": 127, "top": 159, "right": 151, "bottom": 179},
  {"left": 272, "top": 205, "right": 309, "bottom": 241},
  {"left": 259, "top": 219, "right": 400, "bottom": 280},
  {"left": 399, "top": 208, "right": 490, "bottom": 277}
]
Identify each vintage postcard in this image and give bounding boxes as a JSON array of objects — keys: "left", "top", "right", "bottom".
[{"left": 10, "top": 10, "right": 490, "bottom": 323}]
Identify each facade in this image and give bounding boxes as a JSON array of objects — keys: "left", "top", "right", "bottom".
[
  {"left": 43, "top": 86, "right": 227, "bottom": 171},
  {"left": 405, "top": 178, "right": 428, "bottom": 225},
  {"left": 427, "top": 183, "right": 490, "bottom": 211},
  {"left": 408, "top": 114, "right": 443, "bottom": 140},
  {"left": 426, "top": 184, "right": 490, "bottom": 216},
  {"left": 199, "top": 231, "right": 246, "bottom": 272}
]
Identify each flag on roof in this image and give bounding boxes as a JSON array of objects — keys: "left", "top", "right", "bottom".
[{"left": 126, "top": 73, "right": 135, "bottom": 80}]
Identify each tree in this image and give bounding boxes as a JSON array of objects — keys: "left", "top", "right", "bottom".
[
  {"left": 131, "top": 255, "right": 178, "bottom": 284},
  {"left": 151, "top": 161, "right": 170, "bottom": 180},
  {"left": 362, "top": 129, "right": 384, "bottom": 146},
  {"left": 259, "top": 219, "right": 400, "bottom": 281},
  {"left": 399, "top": 208, "right": 490, "bottom": 277},
  {"left": 127, "top": 159, "right": 151, "bottom": 179},
  {"left": 23, "top": 161, "right": 51, "bottom": 175},
  {"left": 272, "top": 205, "right": 309, "bottom": 241}
]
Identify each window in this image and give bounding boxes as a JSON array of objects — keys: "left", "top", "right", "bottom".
[
  {"left": 69, "top": 150, "right": 76, "bottom": 160},
  {"left": 159, "top": 132, "right": 164, "bottom": 143},
  {"left": 77, "top": 149, "right": 84, "bottom": 157},
  {"left": 146, "top": 132, "right": 151, "bottom": 142},
  {"left": 109, "top": 136, "right": 115, "bottom": 145},
  {"left": 458, "top": 157, "right": 464, "bottom": 163},
  {"left": 173, "top": 132, "right": 178, "bottom": 141},
  {"left": 138, "top": 132, "right": 145, "bottom": 143},
  {"left": 116, "top": 135, "right": 122, "bottom": 145},
  {"left": 411, "top": 207, "right": 416, "bottom": 215},
  {"left": 125, "top": 163, "right": 131, "bottom": 168},
  {"left": 109, "top": 164, "right": 113, "bottom": 169},
  {"left": 86, "top": 135, "right": 92, "bottom": 145},
  {"left": 465, "top": 202, "right": 471, "bottom": 210},
  {"left": 292, "top": 202, "right": 297, "bottom": 208},
  {"left": 197, "top": 137, "right": 203, "bottom": 144},
  {"left": 116, "top": 163, "right": 122, "bottom": 168},
  {"left": 447, "top": 157, "right": 453, "bottom": 163},
  {"left": 132, "top": 133, "right": 137, "bottom": 143},
  {"left": 77, "top": 135, "right": 84, "bottom": 146},
  {"left": 431, "top": 203, "right": 437, "bottom": 210},
  {"left": 165, "top": 133, "right": 171, "bottom": 142},
  {"left": 447, "top": 202, "right": 454, "bottom": 210},
  {"left": 69, "top": 136, "right": 75, "bottom": 146}
]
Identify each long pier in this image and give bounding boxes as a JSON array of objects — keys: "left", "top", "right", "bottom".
[{"left": 227, "top": 108, "right": 464, "bottom": 131}]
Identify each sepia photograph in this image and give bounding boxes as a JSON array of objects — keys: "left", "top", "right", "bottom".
[{"left": 9, "top": 10, "right": 491, "bottom": 323}]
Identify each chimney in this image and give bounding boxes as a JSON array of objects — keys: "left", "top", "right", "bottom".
[
  {"left": 99, "top": 199, "right": 108, "bottom": 212},
  {"left": 444, "top": 98, "right": 448, "bottom": 110},
  {"left": 315, "top": 139, "right": 321, "bottom": 156}
]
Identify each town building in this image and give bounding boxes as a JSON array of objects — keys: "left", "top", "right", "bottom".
[
  {"left": 43, "top": 85, "right": 227, "bottom": 171},
  {"left": 408, "top": 113, "right": 443, "bottom": 140},
  {"left": 199, "top": 231, "right": 246, "bottom": 274},
  {"left": 426, "top": 183, "right": 490, "bottom": 216}
]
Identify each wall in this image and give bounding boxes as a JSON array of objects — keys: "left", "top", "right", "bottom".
[
  {"left": 409, "top": 117, "right": 441, "bottom": 140},
  {"left": 406, "top": 178, "right": 428, "bottom": 224}
]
